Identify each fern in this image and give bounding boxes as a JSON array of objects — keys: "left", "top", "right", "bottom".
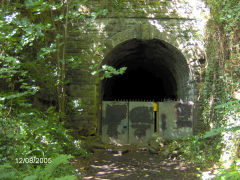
[
  {"left": 23, "top": 175, "right": 38, "bottom": 180},
  {"left": 55, "top": 175, "right": 76, "bottom": 180},
  {"left": 22, "top": 154, "right": 75, "bottom": 180},
  {"left": 203, "top": 126, "right": 225, "bottom": 138},
  {"left": 0, "top": 163, "right": 19, "bottom": 180},
  {"left": 216, "top": 167, "right": 240, "bottom": 180},
  {"left": 39, "top": 154, "right": 73, "bottom": 179},
  {"left": 43, "top": 154, "right": 73, "bottom": 175},
  {"left": 204, "top": 124, "right": 240, "bottom": 138}
]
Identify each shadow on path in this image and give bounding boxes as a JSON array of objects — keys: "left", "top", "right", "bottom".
[{"left": 76, "top": 146, "right": 199, "bottom": 180}]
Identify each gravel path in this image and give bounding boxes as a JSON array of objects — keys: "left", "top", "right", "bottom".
[{"left": 77, "top": 146, "right": 200, "bottom": 180}]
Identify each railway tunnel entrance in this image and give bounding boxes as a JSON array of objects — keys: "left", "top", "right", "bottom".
[
  {"left": 101, "top": 38, "right": 193, "bottom": 144},
  {"left": 103, "top": 60, "right": 177, "bottom": 102}
]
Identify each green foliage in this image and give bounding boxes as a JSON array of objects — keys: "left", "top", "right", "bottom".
[
  {"left": 0, "top": 93, "right": 87, "bottom": 177},
  {"left": 183, "top": 136, "right": 220, "bottom": 165},
  {"left": 0, "top": 106, "right": 86, "bottom": 178},
  {"left": 91, "top": 64, "right": 127, "bottom": 80},
  {"left": 0, "top": 154, "right": 77, "bottom": 180},
  {"left": 0, "top": 0, "right": 109, "bottom": 116},
  {"left": 0, "top": 1, "right": 101, "bottom": 178},
  {"left": 215, "top": 159, "right": 240, "bottom": 180},
  {"left": 0, "top": 163, "right": 18, "bottom": 180},
  {"left": 206, "top": 0, "right": 240, "bottom": 34},
  {"left": 200, "top": 0, "right": 240, "bottom": 178},
  {"left": 113, "top": 0, "right": 126, "bottom": 10},
  {"left": 204, "top": 123, "right": 240, "bottom": 139},
  {"left": 42, "top": 155, "right": 73, "bottom": 177},
  {"left": 156, "top": 135, "right": 221, "bottom": 167},
  {"left": 0, "top": 106, "right": 88, "bottom": 162}
]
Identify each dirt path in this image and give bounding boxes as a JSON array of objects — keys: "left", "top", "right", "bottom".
[{"left": 76, "top": 146, "right": 200, "bottom": 180}]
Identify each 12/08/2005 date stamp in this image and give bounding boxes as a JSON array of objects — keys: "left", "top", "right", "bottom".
[{"left": 16, "top": 157, "right": 52, "bottom": 164}]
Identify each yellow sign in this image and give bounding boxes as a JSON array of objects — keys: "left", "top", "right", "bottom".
[{"left": 153, "top": 102, "right": 158, "bottom": 111}]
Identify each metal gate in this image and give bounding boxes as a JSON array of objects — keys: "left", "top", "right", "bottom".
[
  {"left": 129, "top": 102, "right": 154, "bottom": 143},
  {"left": 158, "top": 101, "right": 193, "bottom": 138},
  {"left": 102, "top": 101, "right": 129, "bottom": 144},
  {"left": 102, "top": 100, "right": 193, "bottom": 144}
]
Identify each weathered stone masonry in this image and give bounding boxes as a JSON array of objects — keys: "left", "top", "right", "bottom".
[{"left": 66, "top": 0, "right": 209, "bottom": 137}]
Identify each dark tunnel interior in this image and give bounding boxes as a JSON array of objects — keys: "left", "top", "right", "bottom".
[
  {"left": 103, "top": 60, "right": 177, "bottom": 102},
  {"left": 102, "top": 39, "right": 179, "bottom": 102}
]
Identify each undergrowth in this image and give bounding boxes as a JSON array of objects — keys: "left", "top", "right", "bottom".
[
  {"left": 164, "top": 135, "right": 221, "bottom": 168},
  {"left": 0, "top": 105, "right": 88, "bottom": 179}
]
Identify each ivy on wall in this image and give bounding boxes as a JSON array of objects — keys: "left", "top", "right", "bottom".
[
  {"left": 203, "top": 0, "right": 239, "bottom": 130},
  {"left": 201, "top": 0, "right": 240, "bottom": 178}
]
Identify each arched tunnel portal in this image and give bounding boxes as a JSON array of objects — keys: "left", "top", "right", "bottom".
[
  {"left": 102, "top": 38, "right": 190, "bottom": 101},
  {"left": 101, "top": 38, "right": 193, "bottom": 143}
]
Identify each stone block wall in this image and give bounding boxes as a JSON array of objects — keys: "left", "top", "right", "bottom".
[{"left": 66, "top": 0, "right": 209, "bottom": 136}]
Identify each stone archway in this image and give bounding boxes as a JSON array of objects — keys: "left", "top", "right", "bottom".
[
  {"left": 100, "top": 38, "right": 194, "bottom": 142},
  {"left": 101, "top": 38, "right": 190, "bottom": 102},
  {"left": 66, "top": 1, "right": 208, "bottom": 137}
]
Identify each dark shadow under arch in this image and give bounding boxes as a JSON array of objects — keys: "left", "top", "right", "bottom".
[{"left": 102, "top": 38, "right": 189, "bottom": 102}]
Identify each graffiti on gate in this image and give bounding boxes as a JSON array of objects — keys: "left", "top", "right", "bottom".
[
  {"left": 129, "top": 107, "right": 152, "bottom": 139},
  {"left": 105, "top": 104, "right": 127, "bottom": 138},
  {"left": 175, "top": 103, "right": 192, "bottom": 128}
]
